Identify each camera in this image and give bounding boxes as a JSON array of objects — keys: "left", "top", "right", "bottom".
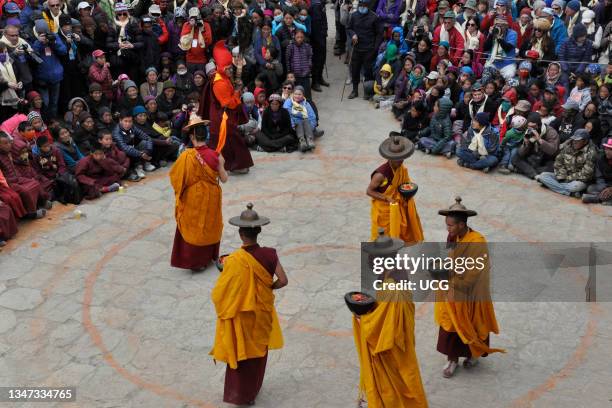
[
  {"left": 492, "top": 26, "right": 500, "bottom": 37},
  {"left": 120, "top": 36, "right": 128, "bottom": 43},
  {"left": 196, "top": 18, "right": 203, "bottom": 27}
]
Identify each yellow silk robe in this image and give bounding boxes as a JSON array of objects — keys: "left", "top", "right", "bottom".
[
  {"left": 353, "top": 287, "right": 428, "bottom": 408},
  {"left": 370, "top": 164, "right": 424, "bottom": 245},
  {"left": 169, "top": 148, "right": 223, "bottom": 246},
  {"left": 210, "top": 248, "right": 283, "bottom": 369},
  {"left": 434, "top": 229, "right": 504, "bottom": 358}
]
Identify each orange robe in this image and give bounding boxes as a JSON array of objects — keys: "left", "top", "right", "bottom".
[
  {"left": 353, "top": 285, "right": 428, "bottom": 408},
  {"left": 169, "top": 148, "right": 223, "bottom": 246},
  {"left": 434, "top": 229, "right": 504, "bottom": 358},
  {"left": 370, "top": 164, "right": 424, "bottom": 245}
]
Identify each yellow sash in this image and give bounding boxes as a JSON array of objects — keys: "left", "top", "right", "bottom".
[
  {"left": 370, "top": 164, "right": 424, "bottom": 245},
  {"left": 169, "top": 148, "right": 223, "bottom": 246},
  {"left": 210, "top": 248, "right": 283, "bottom": 369}
]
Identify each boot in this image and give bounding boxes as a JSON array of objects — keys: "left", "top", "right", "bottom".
[
  {"left": 297, "top": 129, "right": 308, "bottom": 152},
  {"left": 306, "top": 132, "right": 316, "bottom": 151},
  {"left": 581, "top": 194, "right": 600, "bottom": 204},
  {"left": 320, "top": 78, "right": 330, "bottom": 87},
  {"left": 348, "top": 90, "right": 358, "bottom": 99}
]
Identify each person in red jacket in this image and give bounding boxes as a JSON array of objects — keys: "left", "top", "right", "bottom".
[
  {"left": 480, "top": 0, "right": 517, "bottom": 33},
  {"left": 515, "top": 7, "right": 533, "bottom": 50},
  {"left": 179, "top": 7, "right": 213, "bottom": 73},
  {"left": 148, "top": 4, "right": 169, "bottom": 46},
  {"left": 432, "top": 11, "right": 465, "bottom": 66},
  {"left": 88, "top": 50, "right": 114, "bottom": 101}
]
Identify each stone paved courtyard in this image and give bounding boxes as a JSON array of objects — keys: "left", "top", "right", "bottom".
[{"left": 2, "top": 20, "right": 612, "bottom": 408}]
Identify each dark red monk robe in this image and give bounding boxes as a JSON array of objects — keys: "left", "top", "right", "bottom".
[
  {"left": 223, "top": 244, "right": 278, "bottom": 405},
  {"left": 0, "top": 151, "right": 45, "bottom": 213},
  {"left": 0, "top": 171, "right": 26, "bottom": 219},
  {"left": 75, "top": 155, "right": 124, "bottom": 199},
  {"left": 171, "top": 145, "right": 221, "bottom": 269},
  {"left": 0, "top": 201, "right": 17, "bottom": 240}
]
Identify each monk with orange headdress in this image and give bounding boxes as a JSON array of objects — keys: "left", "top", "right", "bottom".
[
  {"left": 435, "top": 196, "right": 504, "bottom": 378},
  {"left": 169, "top": 117, "right": 228, "bottom": 272},
  {"left": 367, "top": 132, "right": 424, "bottom": 246},
  {"left": 199, "top": 41, "right": 253, "bottom": 174}
]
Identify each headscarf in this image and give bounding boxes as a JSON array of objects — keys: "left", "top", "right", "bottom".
[
  {"left": 385, "top": 43, "right": 398, "bottom": 63},
  {"left": 545, "top": 62, "right": 562, "bottom": 86}
]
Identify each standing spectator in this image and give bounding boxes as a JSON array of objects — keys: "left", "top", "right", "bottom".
[
  {"left": 516, "top": 8, "right": 533, "bottom": 49},
  {"left": 309, "top": 0, "right": 328, "bottom": 92},
  {"left": 167, "top": 8, "right": 187, "bottom": 59},
  {"left": 432, "top": 11, "right": 465, "bottom": 66},
  {"left": 1, "top": 25, "right": 34, "bottom": 93},
  {"left": 285, "top": 29, "right": 312, "bottom": 100},
  {"left": 31, "top": 19, "right": 67, "bottom": 119},
  {"left": 564, "top": 0, "right": 581, "bottom": 34},
  {"left": 541, "top": 7, "right": 568, "bottom": 54},
  {"left": 41, "top": 0, "right": 65, "bottom": 33},
  {"left": 106, "top": 3, "right": 143, "bottom": 81},
  {"left": 480, "top": 0, "right": 516, "bottom": 32},
  {"left": 536, "top": 129, "right": 597, "bottom": 197},
  {"left": 581, "top": 10, "right": 603, "bottom": 61},
  {"left": 346, "top": 0, "right": 383, "bottom": 99},
  {"left": 88, "top": 49, "right": 113, "bottom": 101},
  {"left": 140, "top": 16, "right": 162, "bottom": 74},
  {"left": 179, "top": 7, "right": 212, "bottom": 73},
  {"left": 558, "top": 24, "right": 593, "bottom": 77},
  {"left": 519, "top": 18, "right": 557, "bottom": 71}
]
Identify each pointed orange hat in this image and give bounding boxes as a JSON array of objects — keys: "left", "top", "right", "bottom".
[{"left": 213, "top": 40, "right": 233, "bottom": 73}]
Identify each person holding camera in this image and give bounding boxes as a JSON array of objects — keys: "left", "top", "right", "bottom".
[
  {"left": 0, "top": 25, "right": 35, "bottom": 93},
  {"left": 31, "top": 19, "right": 67, "bottom": 119},
  {"left": 179, "top": 7, "right": 213, "bottom": 73},
  {"left": 483, "top": 16, "right": 517, "bottom": 81},
  {"left": 106, "top": 3, "right": 143, "bottom": 82},
  {"left": 511, "top": 112, "right": 560, "bottom": 179},
  {"left": 479, "top": 0, "right": 516, "bottom": 33}
]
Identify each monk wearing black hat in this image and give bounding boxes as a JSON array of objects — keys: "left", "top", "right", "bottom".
[
  {"left": 210, "top": 203, "right": 288, "bottom": 406},
  {"left": 435, "top": 196, "right": 504, "bottom": 378},
  {"left": 367, "top": 132, "right": 424, "bottom": 245}
]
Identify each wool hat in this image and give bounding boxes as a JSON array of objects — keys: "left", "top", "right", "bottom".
[
  {"left": 471, "top": 81, "right": 483, "bottom": 91},
  {"left": 474, "top": 112, "right": 490, "bottom": 126},
  {"left": 71, "top": 18, "right": 81, "bottom": 27},
  {"left": 115, "top": 2, "right": 129, "bottom": 12},
  {"left": 570, "top": 129, "right": 590, "bottom": 141},
  {"left": 88, "top": 83, "right": 102, "bottom": 92},
  {"left": 132, "top": 105, "right": 146, "bottom": 116},
  {"left": 27, "top": 111, "right": 42, "bottom": 122},
  {"left": 145, "top": 67, "right": 158, "bottom": 75},
  {"left": 59, "top": 14, "right": 72, "bottom": 27},
  {"left": 4, "top": 2, "right": 20, "bottom": 13},
  {"left": 188, "top": 7, "right": 200, "bottom": 18},
  {"left": 123, "top": 80, "right": 137, "bottom": 91},
  {"left": 162, "top": 80, "right": 175, "bottom": 90},
  {"left": 443, "top": 10, "right": 455, "bottom": 19},
  {"left": 118, "top": 73, "right": 130, "bottom": 81},
  {"left": 533, "top": 17, "right": 551, "bottom": 30},
  {"left": 460, "top": 66, "right": 474, "bottom": 76},
  {"left": 144, "top": 95, "right": 156, "bottom": 104},
  {"left": 205, "top": 61, "right": 217, "bottom": 75},
  {"left": 527, "top": 112, "right": 542, "bottom": 127},
  {"left": 566, "top": 0, "right": 580, "bottom": 11},
  {"left": 511, "top": 115, "right": 527, "bottom": 129},
  {"left": 439, "top": 40, "right": 450, "bottom": 49},
  {"left": 519, "top": 61, "right": 532, "bottom": 71},
  {"left": 551, "top": 0, "right": 565, "bottom": 9},
  {"left": 34, "top": 19, "right": 50, "bottom": 35},
  {"left": 193, "top": 70, "right": 206, "bottom": 78},
  {"left": 242, "top": 92, "right": 255, "bottom": 103},
  {"left": 532, "top": 0, "right": 546, "bottom": 9},
  {"left": 586, "top": 63, "right": 601, "bottom": 75}
]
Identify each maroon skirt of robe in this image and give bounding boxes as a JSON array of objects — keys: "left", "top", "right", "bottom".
[
  {"left": 0, "top": 185, "right": 26, "bottom": 218},
  {"left": 170, "top": 227, "right": 220, "bottom": 270},
  {"left": 10, "top": 179, "right": 42, "bottom": 213},
  {"left": 224, "top": 353, "right": 268, "bottom": 405},
  {"left": 437, "top": 327, "right": 489, "bottom": 360},
  {"left": 0, "top": 203, "right": 17, "bottom": 240}
]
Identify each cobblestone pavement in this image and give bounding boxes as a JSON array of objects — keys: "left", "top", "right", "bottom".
[{"left": 2, "top": 14, "right": 612, "bottom": 408}]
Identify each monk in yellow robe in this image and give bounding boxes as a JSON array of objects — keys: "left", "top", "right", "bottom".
[
  {"left": 210, "top": 203, "right": 288, "bottom": 405},
  {"left": 353, "top": 230, "right": 428, "bottom": 408},
  {"left": 169, "top": 117, "right": 228, "bottom": 271},
  {"left": 368, "top": 133, "right": 424, "bottom": 245},
  {"left": 435, "top": 197, "right": 504, "bottom": 378}
]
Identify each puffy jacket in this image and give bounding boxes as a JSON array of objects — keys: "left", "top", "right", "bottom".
[
  {"left": 111, "top": 124, "right": 153, "bottom": 158},
  {"left": 558, "top": 35, "right": 592, "bottom": 74},
  {"left": 425, "top": 97, "right": 453, "bottom": 154},
  {"left": 31, "top": 34, "right": 67, "bottom": 84},
  {"left": 550, "top": 16, "right": 568, "bottom": 54}
]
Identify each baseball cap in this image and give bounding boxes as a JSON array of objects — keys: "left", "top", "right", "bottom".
[
  {"left": 92, "top": 49, "right": 105, "bottom": 58},
  {"left": 570, "top": 129, "right": 590, "bottom": 141},
  {"left": 77, "top": 1, "right": 91, "bottom": 10},
  {"left": 149, "top": 4, "right": 161, "bottom": 15},
  {"left": 541, "top": 7, "right": 555, "bottom": 16},
  {"left": 602, "top": 137, "right": 612, "bottom": 149}
]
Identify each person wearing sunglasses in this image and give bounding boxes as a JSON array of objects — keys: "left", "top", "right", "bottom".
[
  {"left": 107, "top": 2, "right": 142, "bottom": 81},
  {"left": 41, "top": 0, "right": 65, "bottom": 33},
  {"left": 518, "top": 17, "right": 556, "bottom": 69}
]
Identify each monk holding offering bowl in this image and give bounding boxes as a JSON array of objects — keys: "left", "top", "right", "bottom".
[{"left": 367, "top": 132, "right": 424, "bottom": 245}]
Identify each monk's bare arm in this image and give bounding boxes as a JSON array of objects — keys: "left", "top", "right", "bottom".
[
  {"left": 366, "top": 172, "right": 392, "bottom": 203},
  {"left": 217, "top": 155, "right": 229, "bottom": 183},
  {"left": 272, "top": 262, "right": 288, "bottom": 290}
]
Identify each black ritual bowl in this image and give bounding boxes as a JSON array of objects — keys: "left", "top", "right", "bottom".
[
  {"left": 217, "top": 254, "right": 229, "bottom": 271},
  {"left": 398, "top": 182, "right": 419, "bottom": 199},
  {"left": 344, "top": 291, "right": 376, "bottom": 315}
]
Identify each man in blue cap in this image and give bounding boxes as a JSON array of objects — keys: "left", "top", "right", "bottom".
[{"left": 346, "top": 0, "right": 383, "bottom": 100}]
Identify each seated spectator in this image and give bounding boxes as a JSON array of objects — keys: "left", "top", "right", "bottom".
[
  {"left": 54, "top": 125, "right": 84, "bottom": 173},
  {"left": 283, "top": 85, "right": 317, "bottom": 152},
  {"left": 75, "top": 141, "right": 124, "bottom": 199},
  {"left": 536, "top": 129, "right": 597, "bottom": 197},
  {"left": 149, "top": 112, "right": 179, "bottom": 167},
  {"left": 498, "top": 115, "right": 528, "bottom": 174},
  {"left": 456, "top": 112, "right": 499, "bottom": 172},
  {"left": 582, "top": 137, "right": 612, "bottom": 205},
  {"left": 552, "top": 99, "right": 586, "bottom": 143},
  {"left": 64, "top": 97, "right": 89, "bottom": 132},
  {"left": 84, "top": 83, "right": 110, "bottom": 122},
  {"left": 0, "top": 167, "right": 29, "bottom": 236},
  {"left": 237, "top": 92, "right": 260, "bottom": 146},
  {"left": 257, "top": 93, "right": 297, "bottom": 152},
  {"left": 98, "top": 130, "right": 131, "bottom": 179},
  {"left": 567, "top": 74, "right": 592, "bottom": 111},
  {"left": 542, "top": 62, "right": 569, "bottom": 99},
  {"left": 13, "top": 121, "right": 37, "bottom": 150},
  {"left": 400, "top": 100, "right": 429, "bottom": 142},
  {"left": 96, "top": 107, "right": 116, "bottom": 133},
  {"left": 117, "top": 80, "right": 145, "bottom": 115},
  {"left": 461, "top": 81, "right": 497, "bottom": 132},
  {"left": 156, "top": 80, "right": 183, "bottom": 117},
  {"left": 140, "top": 67, "right": 163, "bottom": 100},
  {"left": 366, "top": 64, "right": 395, "bottom": 108},
  {"left": 8, "top": 137, "right": 53, "bottom": 205},
  {"left": 417, "top": 97, "right": 454, "bottom": 157},
  {"left": 112, "top": 111, "right": 155, "bottom": 180},
  {"left": 511, "top": 112, "right": 560, "bottom": 179},
  {"left": 174, "top": 62, "right": 195, "bottom": 98},
  {"left": 391, "top": 56, "right": 415, "bottom": 119},
  {"left": 0, "top": 195, "right": 18, "bottom": 246},
  {"left": 31, "top": 135, "right": 82, "bottom": 204},
  {"left": 73, "top": 113, "right": 98, "bottom": 155},
  {"left": 27, "top": 111, "right": 52, "bottom": 141}
]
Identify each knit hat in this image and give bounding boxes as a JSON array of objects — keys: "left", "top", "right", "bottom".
[
  {"left": 27, "top": 111, "right": 42, "bottom": 123},
  {"left": 515, "top": 100, "right": 532, "bottom": 112},
  {"left": 566, "top": 0, "right": 580, "bottom": 11},
  {"left": 570, "top": 129, "right": 590, "bottom": 141},
  {"left": 115, "top": 2, "right": 129, "bottom": 12},
  {"left": 551, "top": 0, "right": 565, "bottom": 9},
  {"left": 26, "top": 91, "right": 41, "bottom": 102},
  {"left": 586, "top": 63, "right": 601, "bottom": 75},
  {"left": 132, "top": 105, "right": 146, "bottom": 116},
  {"left": 144, "top": 95, "right": 156, "bottom": 104},
  {"left": 572, "top": 23, "right": 587, "bottom": 39},
  {"left": 193, "top": 70, "right": 206, "bottom": 79},
  {"left": 511, "top": 115, "right": 527, "bottom": 129},
  {"left": 519, "top": 61, "right": 532, "bottom": 71},
  {"left": 471, "top": 81, "right": 483, "bottom": 91},
  {"left": 36, "top": 135, "right": 50, "bottom": 148},
  {"left": 118, "top": 73, "right": 130, "bottom": 81},
  {"left": 59, "top": 14, "right": 72, "bottom": 27},
  {"left": 269, "top": 93, "right": 282, "bottom": 102},
  {"left": 474, "top": 112, "right": 490, "bottom": 126},
  {"left": 205, "top": 61, "right": 216, "bottom": 75},
  {"left": 162, "top": 80, "right": 175, "bottom": 90},
  {"left": 533, "top": 18, "right": 551, "bottom": 31},
  {"left": 34, "top": 19, "right": 50, "bottom": 35},
  {"left": 242, "top": 92, "right": 255, "bottom": 103},
  {"left": 532, "top": 0, "right": 546, "bottom": 10},
  {"left": 123, "top": 80, "right": 137, "bottom": 91},
  {"left": 98, "top": 106, "right": 111, "bottom": 118},
  {"left": 582, "top": 9, "right": 595, "bottom": 23},
  {"left": 145, "top": 67, "right": 158, "bottom": 75},
  {"left": 188, "top": 7, "right": 200, "bottom": 18},
  {"left": 460, "top": 66, "right": 474, "bottom": 76}
]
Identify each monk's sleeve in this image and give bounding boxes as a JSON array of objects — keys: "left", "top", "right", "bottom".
[
  {"left": 0, "top": 169, "right": 8, "bottom": 188},
  {"left": 213, "top": 79, "right": 241, "bottom": 109},
  {"left": 169, "top": 153, "right": 187, "bottom": 200}
]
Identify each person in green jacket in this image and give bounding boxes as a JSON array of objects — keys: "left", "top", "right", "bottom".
[
  {"left": 498, "top": 115, "right": 528, "bottom": 174},
  {"left": 416, "top": 97, "right": 455, "bottom": 158}
]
